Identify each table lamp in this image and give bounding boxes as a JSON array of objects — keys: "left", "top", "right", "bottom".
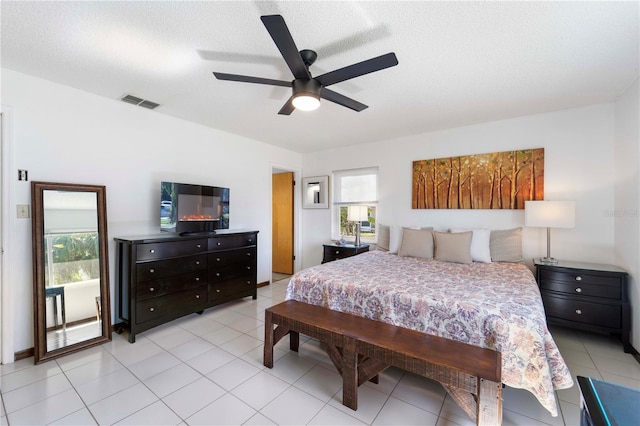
[
  {"left": 347, "top": 205, "right": 368, "bottom": 246},
  {"left": 525, "top": 200, "right": 575, "bottom": 264}
]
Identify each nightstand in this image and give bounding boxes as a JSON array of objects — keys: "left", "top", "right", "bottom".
[
  {"left": 535, "top": 260, "right": 630, "bottom": 353},
  {"left": 322, "top": 243, "right": 370, "bottom": 264}
]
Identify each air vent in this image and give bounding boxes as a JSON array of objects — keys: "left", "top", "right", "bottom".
[{"left": 120, "top": 94, "right": 160, "bottom": 110}]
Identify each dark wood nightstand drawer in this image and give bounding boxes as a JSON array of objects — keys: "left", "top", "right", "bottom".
[
  {"left": 322, "top": 243, "right": 370, "bottom": 264},
  {"left": 539, "top": 269, "right": 622, "bottom": 288},
  {"left": 542, "top": 293, "right": 622, "bottom": 329},
  {"left": 539, "top": 278, "right": 621, "bottom": 299}
]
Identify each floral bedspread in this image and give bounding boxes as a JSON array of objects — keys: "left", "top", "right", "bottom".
[{"left": 285, "top": 250, "right": 573, "bottom": 416}]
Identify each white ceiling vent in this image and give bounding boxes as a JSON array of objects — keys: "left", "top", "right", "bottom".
[{"left": 120, "top": 94, "right": 160, "bottom": 110}]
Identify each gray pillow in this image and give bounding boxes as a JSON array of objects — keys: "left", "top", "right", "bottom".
[
  {"left": 490, "top": 228, "right": 523, "bottom": 262},
  {"left": 434, "top": 231, "right": 473, "bottom": 264},
  {"left": 398, "top": 228, "right": 434, "bottom": 258},
  {"left": 377, "top": 224, "right": 390, "bottom": 251}
]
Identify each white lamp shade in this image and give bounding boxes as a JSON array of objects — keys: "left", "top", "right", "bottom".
[
  {"left": 525, "top": 201, "right": 575, "bottom": 228},
  {"left": 347, "top": 205, "right": 368, "bottom": 222}
]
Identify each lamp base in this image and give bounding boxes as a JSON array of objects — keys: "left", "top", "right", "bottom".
[
  {"left": 354, "top": 223, "right": 361, "bottom": 247},
  {"left": 539, "top": 257, "right": 559, "bottom": 265}
]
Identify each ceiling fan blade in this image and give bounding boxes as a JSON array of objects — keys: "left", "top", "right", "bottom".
[
  {"left": 261, "top": 15, "right": 311, "bottom": 80},
  {"left": 315, "top": 52, "right": 398, "bottom": 87},
  {"left": 278, "top": 96, "right": 295, "bottom": 115},
  {"left": 320, "top": 88, "right": 368, "bottom": 112},
  {"left": 213, "top": 72, "right": 291, "bottom": 88}
]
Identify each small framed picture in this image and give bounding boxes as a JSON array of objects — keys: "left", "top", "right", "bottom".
[{"left": 302, "top": 176, "right": 329, "bottom": 209}]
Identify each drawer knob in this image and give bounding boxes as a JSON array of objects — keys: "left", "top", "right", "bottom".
[
  {"left": 195, "top": 294, "right": 200, "bottom": 299},
  {"left": 196, "top": 261, "right": 200, "bottom": 265},
  {"left": 246, "top": 266, "right": 251, "bottom": 270},
  {"left": 216, "top": 258, "right": 221, "bottom": 262},
  {"left": 196, "top": 244, "right": 202, "bottom": 248},
  {"left": 575, "top": 287, "right": 582, "bottom": 293},
  {"left": 216, "top": 289, "right": 221, "bottom": 293},
  {"left": 248, "top": 239, "right": 253, "bottom": 243},
  {"left": 195, "top": 277, "right": 200, "bottom": 282},
  {"left": 150, "top": 249, "right": 155, "bottom": 254},
  {"left": 335, "top": 250, "right": 340, "bottom": 254},
  {"left": 246, "top": 281, "right": 251, "bottom": 285},
  {"left": 575, "top": 309, "right": 582, "bottom": 315},
  {"left": 149, "top": 287, "right": 155, "bottom": 292},
  {"left": 149, "top": 269, "right": 155, "bottom": 274},
  {"left": 217, "top": 242, "right": 222, "bottom": 246},
  {"left": 575, "top": 276, "right": 582, "bottom": 281},
  {"left": 246, "top": 253, "right": 251, "bottom": 256},
  {"left": 216, "top": 273, "right": 220, "bottom": 277},
  {"left": 149, "top": 307, "right": 155, "bottom": 312}
]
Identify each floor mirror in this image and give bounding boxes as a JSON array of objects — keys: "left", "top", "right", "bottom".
[{"left": 31, "top": 181, "right": 112, "bottom": 364}]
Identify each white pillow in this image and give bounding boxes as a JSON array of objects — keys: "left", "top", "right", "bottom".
[
  {"left": 388, "top": 226, "right": 404, "bottom": 254},
  {"left": 449, "top": 228, "right": 491, "bottom": 263}
]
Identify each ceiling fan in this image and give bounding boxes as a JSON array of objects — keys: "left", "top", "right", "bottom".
[{"left": 213, "top": 14, "right": 399, "bottom": 115}]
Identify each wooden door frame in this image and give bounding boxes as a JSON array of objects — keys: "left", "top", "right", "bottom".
[{"left": 271, "top": 165, "right": 301, "bottom": 277}]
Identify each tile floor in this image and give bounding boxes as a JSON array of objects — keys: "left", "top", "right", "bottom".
[{"left": 1, "top": 279, "right": 639, "bottom": 425}]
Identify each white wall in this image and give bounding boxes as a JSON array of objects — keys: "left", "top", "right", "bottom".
[
  {"left": 2, "top": 69, "right": 302, "bottom": 353},
  {"left": 301, "top": 104, "right": 617, "bottom": 270},
  {"left": 614, "top": 77, "right": 640, "bottom": 349}
]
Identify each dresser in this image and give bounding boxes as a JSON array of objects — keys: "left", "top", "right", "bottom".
[
  {"left": 115, "top": 230, "right": 258, "bottom": 342},
  {"left": 535, "top": 260, "right": 630, "bottom": 352},
  {"left": 322, "top": 243, "right": 370, "bottom": 264}
]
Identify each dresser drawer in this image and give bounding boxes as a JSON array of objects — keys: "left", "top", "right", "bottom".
[
  {"left": 208, "top": 248, "right": 256, "bottom": 266},
  {"left": 209, "top": 234, "right": 257, "bottom": 251},
  {"left": 136, "top": 287, "right": 207, "bottom": 323},
  {"left": 209, "top": 261, "right": 255, "bottom": 283},
  {"left": 539, "top": 280, "right": 621, "bottom": 300},
  {"left": 136, "top": 271, "right": 206, "bottom": 300},
  {"left": 136, "top": 239, "right": 208, "bottom": 261},
  {"left": 542, "top": 293, "right": 622, "bottom": 329},
  {"left": 136, "top": 254, "right": 207, "bottom": 281},
  {"left": 208, "top": 275, "right": 255, "bottom": 302}
]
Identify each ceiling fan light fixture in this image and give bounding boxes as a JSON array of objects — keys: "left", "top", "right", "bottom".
[
  {"left": 292, "top": 93, "right": 320, "bottom": 111},
  {"left": 292, "top": 79, "right": 322, "bottom": 111}
]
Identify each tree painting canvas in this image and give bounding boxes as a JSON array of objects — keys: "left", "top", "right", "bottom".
[{"left": 412, "top": 148, "right": 544, "bottom": 209}]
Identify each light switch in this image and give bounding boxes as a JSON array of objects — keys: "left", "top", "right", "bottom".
[{"left": 17, "top": 204, "right": 29, "bottom": 218}]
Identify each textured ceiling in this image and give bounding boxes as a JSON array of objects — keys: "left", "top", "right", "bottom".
[{"left": 2, "top": 1, "right": 638, "bottom": 153}]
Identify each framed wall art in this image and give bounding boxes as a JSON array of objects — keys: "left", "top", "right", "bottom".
[{"left": 412, "top": 148, "right": 544, "bottom": 209}]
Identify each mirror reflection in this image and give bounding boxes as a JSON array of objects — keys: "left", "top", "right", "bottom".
[
  {"left": 43, "top": 190, "right": 102, "bottom": 351},
  {"left": 32, "top": 182, "right": 111, "bottom": 364}
]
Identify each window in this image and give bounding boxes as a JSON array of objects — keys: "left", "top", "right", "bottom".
[{"left": 332, "top": 167, "right": 378, "bottom": 243}]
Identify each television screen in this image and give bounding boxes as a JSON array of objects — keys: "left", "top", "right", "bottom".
[{"left": 161, "top": 181, "right": 229, "bottom": 235}]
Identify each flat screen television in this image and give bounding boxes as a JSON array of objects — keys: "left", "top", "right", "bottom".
[{"left": 161, "top": 181, "right": 229, "bottom": 235}]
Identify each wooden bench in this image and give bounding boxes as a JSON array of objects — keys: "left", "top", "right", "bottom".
[{"left": 264, "top": 300, "right": 502, "bottom": 426}]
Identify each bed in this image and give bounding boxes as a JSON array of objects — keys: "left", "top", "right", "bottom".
[{"left": 285, "top": 249, "right": 574, "bottom": 417}]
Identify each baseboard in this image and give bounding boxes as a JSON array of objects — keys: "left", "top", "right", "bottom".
[
  {"left": 630, "top": 344, "right": 640, "bottom": 365},
  {"left": 257, "top": 280, "right": 269, "bottom": 288},
  {"left": 14, "top": 347, "right": 34, "bottom": 361}
]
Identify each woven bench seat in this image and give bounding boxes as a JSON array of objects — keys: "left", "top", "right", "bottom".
[{"left": 264, "top": 300, "right": 502, "bottom": 425}]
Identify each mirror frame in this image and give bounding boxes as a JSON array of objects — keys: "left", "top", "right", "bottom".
[
  {"left": 31, "top": 181, "right": 112, "bottom": 364},
  {"left": 302, "top": 175, "right": 329, "bottom": 209}
]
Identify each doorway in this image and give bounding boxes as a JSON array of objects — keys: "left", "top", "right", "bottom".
[{"left": 272, "top": 170, "right": 294, "bottom": 282}]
